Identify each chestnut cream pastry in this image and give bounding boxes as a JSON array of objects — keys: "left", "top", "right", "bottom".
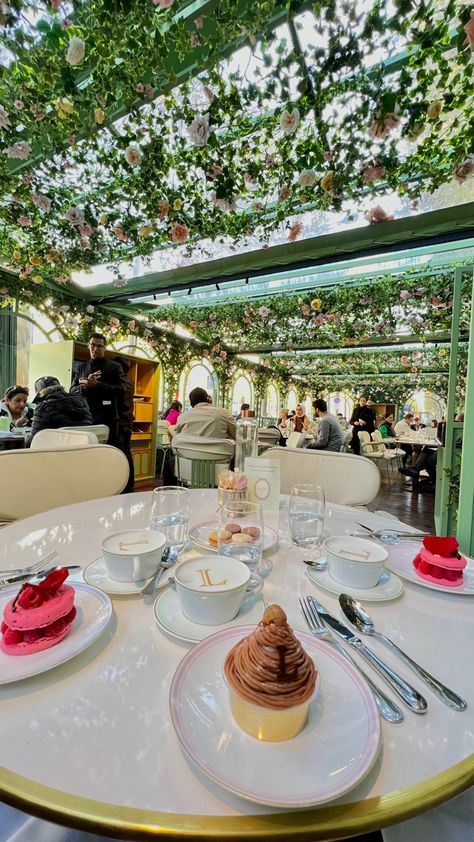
[{"left": 224, "top": 604, "right": 318, "bottom": 740}]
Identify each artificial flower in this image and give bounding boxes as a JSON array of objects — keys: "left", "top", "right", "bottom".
[
  {"left": 153, "top": 0, "right": 174, "bottom": 6},
  {"left": 298, "top": 169, "right": 316, "bottom": 188},
  {"left": 427, "top": 100, "right": 442, "bottom": 119},
  {"left": 98, "top": 214, "right": 108, "bottom": 225},
  {"left": 368, "top": 104, "right": 400, "bottom": 139},
  {"left": 124, "top": 144, "right": 142, "bottom": 166},
  {"left": 310, "top": 298, "right": 322, "bottom": 311},
  {"left": 278, "top": 185, "right": 291, "bottom": 201},
  {"left": 65, "top": 207, "right": 84, "bottom": 226},
  {"left": 113, "top": 276, "right": 127, "bottom": 288},
  {"left": 399, "top": 290, "right": 410, "bottom": 301},
  {"left": 187, "top": 113, "right": 210, "bottom": 146},
  {"left": 400, "top": 355, "right": 410, "bottom": 366},
  {"left": 463, "top": 10, "right": 474, "bottom": 49},
  {"left": 94, "top": 107, "right": 105, "bottom": 125},
  {"left": 29, "top": 255, "right": 41, "bottom": 266},
  {"left": 258, "top": 306, "right": 271, "bottom": 319},
  {"left": 0, "top": 105, "right": 11, "bottom": 129},
  {"left": 169, "top": 222, "right": 189, "bottom": 244},
  {"left": 86, "top": 304, "right": 95, "bottom": 314},
  {"left": 219, "top": 350, "right": 227, "bottom": 360},
  {"left": 78, "top": 223, "right": 93, "bottom": 237},
  {"left": 439, "top": 348, "right": 447, "bottom": 357},
  {"left": 407, "top": 122, "right": 424, "bottom": 141},
  {"left": 138, "top": 224, "right": 154, "bottom": 237},
  {"left": 362, "top": 163, "right": 385, "bottom": 184},
  {"left": 287, "top": 221, "right": 303, "bottom": 242},
  {"left": 109, "top": 317, "right": 120, "bottom": 328},
  {"left": 280, "top": 107, "right": 299, "bottom": 134},
  {"left": 66, "top": 36, "right": 85, "bottom": 66},
  {"left": 127, "top": 319, "right": 136, "bottom": 331},
  {"left": 320, "top": 171, "right": 334, "bottom": 192},
  {"left": 190, "top": 32, "right": 200, "bottom": 47},
  {"left": 365, "top": 205, "right": 394, "bottom": 224},
  {"left": 453, "top": 157, "right": 474, "bottom": 183},
  {"left": 31, "top": 275, "right": 44, "bottom": 284},
  {"left": 54, "top": 97, "right": 75, "bottom": 119},
  {"left": 112, "top": 226, "right": 128, "bottom": 240},
  {"left": 4, "top": 141, "right": 31, "bottom": 160},
  {"left": 14, "top": 100, "right": 24, "bottom": 110},
  {"left": 159, "top": 199, "right": 170, "bottom": 219},
  {"left": 12, "top": 250, "right": 21, "bottom": 260},
  {"left": 189, "top": 320, "right": 199, "bottom": 328},
  {"left": 31, "top": 193, "right": 51, "bottom": 213},
  {"left": 17, "top": 215, "right": 32, "bottom": 227},
  {"left": 203, "top": 85, "right": 214, "bottom": 100},
  {"left": 173, "top": 198, "right": 182, "bottom": 211},
  {"left": 194, "top": 16, "right": 204, "bottom": 28}
]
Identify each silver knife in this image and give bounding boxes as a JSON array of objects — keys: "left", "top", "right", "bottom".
[
  {"left": 308, "top": 596, "right": 428, "bottom": 714},
  {"left": 0, "top": 565, "right": 81, "bottom": 588}
]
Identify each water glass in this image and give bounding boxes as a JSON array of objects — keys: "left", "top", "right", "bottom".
[
  {"left": 150, "top": 486, "right": 190, "bottom": 554},
  {"left": 218, "top": 500, "right": 264, "bottom": 589},
  {"left": 289, "top": 484, "right": 325, "bottom": 551}
]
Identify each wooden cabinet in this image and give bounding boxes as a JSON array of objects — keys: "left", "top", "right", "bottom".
[{"left": 373, "top": 404, "right": 396, "bottom": 426}]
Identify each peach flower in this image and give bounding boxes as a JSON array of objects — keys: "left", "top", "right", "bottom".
[{"left": 169, "top": 222, "right": 189, "bottom": 244}]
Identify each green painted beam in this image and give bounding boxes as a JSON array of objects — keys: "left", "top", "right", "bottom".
[
  {"left": 457, "top": 267, "right": 474, "bottom": 554},
  {"left": 88, "top": 203, "right": 474, "bottom": 303}
]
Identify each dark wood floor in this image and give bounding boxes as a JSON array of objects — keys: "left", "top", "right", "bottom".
[{"left": 367, "top": 475, "right": 435, "bottom": 532}]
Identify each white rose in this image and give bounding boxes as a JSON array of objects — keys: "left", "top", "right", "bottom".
[
  {"left": 187, "top": 113, "right": 210, "bottom": 146},
  {"left": 32, "top": 193, "right": 51, "bottom": 213},
  {"left": 298, "top": 169, "right": 316, "bottom": 188},
  {"left": 0, "top": 105, "right": 11, "bottom": 130},
  {"left": 124, "top": 144, "right": 142, "bottom": 166},
  {"left": 66, "top": 36, "right": 85, "bottom": 67},
  {"left": 4, "top": 141, "right": 31, "bottom": 160},
  {"left": 280, "top": 107, "right": 299, "bottom": 134}
]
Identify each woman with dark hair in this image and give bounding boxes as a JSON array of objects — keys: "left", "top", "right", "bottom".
[
  {"left": 163, "top": 400, "right": 182, "bottom": 425},
  {"left": 0, "top": 385, "right": 34, "bottom": 429},
  {"left": 379, "top": 412, "right": 396, "bottom": 439},
  {"left": 349, "top": 395, "right": 376, "bottom": 455}
]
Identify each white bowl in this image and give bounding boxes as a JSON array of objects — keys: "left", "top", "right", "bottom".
[
  {"left": 324, "top": 536, "right": 388, "bottom": 589},
  {"left": 174, "top": 556, "right": 250, "bottom": 625},
  {"left": 101, "top": 529, "right": 166, "bottom": 582}
]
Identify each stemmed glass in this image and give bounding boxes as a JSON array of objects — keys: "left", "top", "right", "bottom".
[
  {"left": 289, "top": 484, "right": 326, "bottom": 558},
  {"left": 218, "top": 500, "right": 265, "bottom": 591},
  {"left": 149, "top": 487, "right": 190, "bottom": 554}
]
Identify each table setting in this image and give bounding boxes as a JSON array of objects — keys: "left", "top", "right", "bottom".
[{"left": 0, "top": 479, "right": 473, "bottom": 842}]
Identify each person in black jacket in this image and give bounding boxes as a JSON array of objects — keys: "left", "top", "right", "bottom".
[
  {"left": 349, "top": 395, "right": 376, "bottom": 455},
  {"left": 70, "top": 333, "right": 125, "bottom": 446},
  {"left": 26, "top": 377, "right": 92, "bottom": 446}
]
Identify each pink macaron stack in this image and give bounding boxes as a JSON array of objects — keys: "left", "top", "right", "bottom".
[
  {"left": 1, "top": 568, "right": 76, "bottom": 655},
  {"left": 412, "top": 537, "right": 467, "bottom": 588}
]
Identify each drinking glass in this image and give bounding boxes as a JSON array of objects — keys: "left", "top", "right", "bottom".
[
  {"left": 218, "top": 500, "right": 264, "bottom": 590},
  {"left": 150, "top": 487, "right": 190, "bottom": 554},
  {"left": 289, "top": 484, "right": 325, "bottom": 555}
]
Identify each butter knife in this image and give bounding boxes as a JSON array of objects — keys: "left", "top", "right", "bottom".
[
  {"left": 308, "top": 596, "right": 428, "bottom": 714},
  {"left": 0, "top": 565, "right": 81, "bottom": 588}
]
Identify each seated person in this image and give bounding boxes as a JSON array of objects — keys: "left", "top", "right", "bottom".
[
  {"left": 399, "top": 446, "right": 437, "bottom": 491},
  {"left": 411, "top": 416, "right": 426, "bottom": 430},
  {"left": 336, "top": 412, "right": 350, "bottom": 431},
  {"left": 290, "top": 403, "right": 317, "bottom": 435},
  {"left": 394, "top": 412, "right": 414, "bottom": 466},
  {"left": 0, "top": 385, "right": 34, "bottom": 430},
  {"left": 378, "top": 412, "right": 395, "bottom": 438},
  {"left": 277, "top": 408, "right": 290, "bottom": 443},
  {"left": 26, "top": 376, "right": 92, "bottom": 446},
  {"left": 307, "top": 399, "right": 343, "bottom": 452},
  {"left": 174, "top": 387, "right": 236, "bottom": 440},
  {"left": 236, "top": 402, "right": 250, "bottom": 420},
  {"left": 162, "top": 400, "right": 182, "bottom": 426}
]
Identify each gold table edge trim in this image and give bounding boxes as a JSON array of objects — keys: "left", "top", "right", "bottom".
[{"left": 1, "top": 754, "right": 473, "bottom": 840}]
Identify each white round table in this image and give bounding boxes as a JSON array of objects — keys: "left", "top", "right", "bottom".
[{"left": 0, "top": 490, "right": 472, "bottom": 840}]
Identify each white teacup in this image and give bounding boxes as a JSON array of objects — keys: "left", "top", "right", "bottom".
[
  {"left": 101, "top": 529, "right": 166, "bottom": 582},
  {"left": 174, "top": 556, "right": 260, "bottom": 625},
  {"left": 324, "top": 536, "right": 388, "bottom": 589}
]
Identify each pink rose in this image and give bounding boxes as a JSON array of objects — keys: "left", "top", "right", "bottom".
[
  {"left": 159, "top": 199, "right": 169, "bottom": 219},
  {"left": 169, "top": 222, "right": 189, "bottom": 244},
  {"left": 279, "top": 185, "right": 291, "bottom": 201},
  {"left": 153, "top": 0, "right": 174, "bottom": 6},
  {"left": 78, "top": 224, "right": 93, "bottom": 237},
  {"left": 453, "top": 157, "right": 474, "bottom": 183},
  {"left": 219, "top": 350, "right": 227, "bottom": 360},
  {"left": 190, "top": 32, "right": 200, "bottom": 47},
  {"left": 189, "top": 320, "right": 199, "bottom": 328},
  {"left": 399, "top": 290, "right": 410, "bottom": 301},
  {"left": 362, "top": 163, "right": 385, "bottom": 184},
  {"left": 463, "top": 10, "right": 474, "bottom": 49},
  {"left": 365, "top": 205, "right": 394, "bottom": 224},
  {"left": 18, "top": 215, "right": 32, "bottom": 227},
  {"left": 400, "top": 355, "right": 410, "bottom": 366},
  {"left": 194, "top": 16, "right": 204, "bottom": 28},
  {"left": 288, "top": 221, "right": 303, "bottom": 242}
]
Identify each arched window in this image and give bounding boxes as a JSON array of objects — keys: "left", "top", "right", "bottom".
[
  {"left": 231, "top": 374, "right": 253, "bottom": 415},
  {"left": 264, "top": 383, "right": 279, "bottom": 417},
  {"left": 406, "top": 389, "right": 447, "bottom": 425},
  {"left": 328, "top": 391, "right": 354, "bottom": 421},
  {"left": 287, "top": 389, "right": 298, "bottom": 411},
  {"left": 179, "top": 360, "right": 217, "bottom": 408}
]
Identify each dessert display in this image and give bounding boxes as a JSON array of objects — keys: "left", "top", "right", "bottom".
[
  {"left": 412, "top": 536, "right": 467, "bottom": 587},
  {"left": 224, "top": 604, "right": 318, "bottom": 741},
  {"left": 1, "top": 569, "right": 77, "bottom": 655},
  {"left": 209, "top": 523, "right": 261, "bottom": 547}
]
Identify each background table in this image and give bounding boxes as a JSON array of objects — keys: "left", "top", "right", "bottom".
[{"left": 0, "top": 490, "right": 472, "bottom": 840}]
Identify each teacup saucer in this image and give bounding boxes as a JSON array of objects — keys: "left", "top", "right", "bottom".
[
  {"left": 307, "top": 565, "right": 403, "bottom": 602},
  {"left": 83, "top": 557, "right": 163, "bottom": 596},
  {"left": 153, "top": 587, "right": 266, "bottom": 644}
]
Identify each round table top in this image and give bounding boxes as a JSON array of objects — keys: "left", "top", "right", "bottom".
[{"left": 0, "top": 490, "right": 472, "bottom": 840}]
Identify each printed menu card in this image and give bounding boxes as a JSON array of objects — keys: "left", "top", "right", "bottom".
[{"left": 244, "top": 458, "right": 280, "bottom": 511}]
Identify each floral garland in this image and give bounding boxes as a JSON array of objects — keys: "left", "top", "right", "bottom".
[{"left": 0, "top": 2, "right": 473, "bottom": 278}]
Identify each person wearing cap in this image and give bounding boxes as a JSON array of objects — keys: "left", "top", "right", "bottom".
[
  {"left": 26, "top": 377, "right": 92, "bottom": 446},
  {"left": 70, "top": 333, "right": 126, "bottom": 446},
  {"left": 0, "top": 385, "right": 34, "bottom": 430}
]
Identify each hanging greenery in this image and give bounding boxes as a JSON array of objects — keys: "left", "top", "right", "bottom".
[{"left": 0, "top": 1, "right": 473, "bottom": 280}]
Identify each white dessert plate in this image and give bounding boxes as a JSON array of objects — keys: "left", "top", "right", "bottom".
[
  {"left": 307, "top": 565, "right": 403, "bottom": 602},
  {"left": 153, "top": 588, "right": 265, "bottom": 644},
  {"left": 170, "top": 626, "right": 381, "bottom": 808},
  {"left": 0, "top": 582, "right": 112, "bottom": 685},
  {"left": 83, "top": 557, "right": 163, "bottom": 595},
  {"left": 386, "top": 542, "right": 474, "bottom": 595},
  {"left": 188, "top": 520, "right": 278, "bottom": 555}
]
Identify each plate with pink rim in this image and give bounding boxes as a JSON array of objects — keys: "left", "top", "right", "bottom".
[
  {"left": 169, "top": 626, "right": 381, "bottom": 808},
  {"left": 386, "top": 542, "right": 474, "bottom": 595},
  {"left": 188, "top": 520, "right": 278, "bottom": 555}
]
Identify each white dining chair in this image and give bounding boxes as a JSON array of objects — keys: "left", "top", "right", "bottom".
[
  {"left": 59, "top": 424, "right": 109, "bottom": 443},
  {"left": 257, "top": 427, "right": 280, "bottom": 453},
  {"left": 30, "top": 429, "right": 99, "bottom": 449},
  {"left": 171, "top": 435, "right": 234, "bottom": 488},
  {"left": 261, "top": 447, "right": 380, "bottom": 506},
  {"left": 156, "top": 419, "right": 172, "bottom": 476},
  {"left": 0, "top": 445, "right": 129, "bottom": 521}
]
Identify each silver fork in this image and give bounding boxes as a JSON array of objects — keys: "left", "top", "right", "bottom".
[
  {"left": 299, "top": 597, "right": 404, "bottom": 723},
  {"left": 0, "top": 552, "right": 58, "bottom": 586}
]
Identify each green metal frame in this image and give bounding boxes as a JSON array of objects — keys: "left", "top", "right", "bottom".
[
  {"left": 173, "top": 447, "right": 232, "bottom": 489},
  {"left": 457, "top": 268, "right": 474, "bottom": 554}
]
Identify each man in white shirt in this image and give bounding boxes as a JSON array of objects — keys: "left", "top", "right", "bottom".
[
  {"left": 174, "top": 387, "right": 236, "bottom": 440},
  {"left": 394, "top": 413, "right": 414, "bottom": 466}
]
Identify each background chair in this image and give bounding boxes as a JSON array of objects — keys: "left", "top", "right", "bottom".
[
  {"left": 257, "top": 427, "right": 280, "bottom": 453},
  {"left": 156, "top": 419, "right": 172, "bottom": 476},
  {"left": 172, "top": 435, "right": 234, "bottom": 488},
  {"left": 0, "top": 445, "right": 129, "bottom": 521},
  {"left": 358, "top": 430, "right": 391, "bottom": 481},
  {"left": 31, "top": 429, "right": 99, "bottom": 449},
  {"left": 262, "top": 447, "right": 380, "bottom": 506},
  {"left": 60, "top": 424, "right": 109, "bottom": 443}
]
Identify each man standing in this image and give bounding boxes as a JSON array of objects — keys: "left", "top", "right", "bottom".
[
  {"left": 70, "top": 333, "right": 125, "bottom": 446},
  {"left": 174, "top": 387, "right": 236, "bottom": 439},
  {"left": 307, "top": 399, "right": 343, "bottom": 452},
  {"left": 349, "top": 396, "right": 375, "bottom": 455}
]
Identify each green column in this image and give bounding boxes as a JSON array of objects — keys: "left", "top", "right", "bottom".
[
  {"left": 457, "top": 268, "right": 474, "bottom": 554},
  {"left": 0, "top": 309, "right": 17, "bottom": 395}
]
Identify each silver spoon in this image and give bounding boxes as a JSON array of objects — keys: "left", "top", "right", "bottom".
[
  {"left": 302, "top": 557, "right": 327, "bottom": 571},
  {"left": 141, "top": 546, "right": 178, "bottom": 595},
  {"left": 339, "top": 594, "right": 467, "bottom": 711}
]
